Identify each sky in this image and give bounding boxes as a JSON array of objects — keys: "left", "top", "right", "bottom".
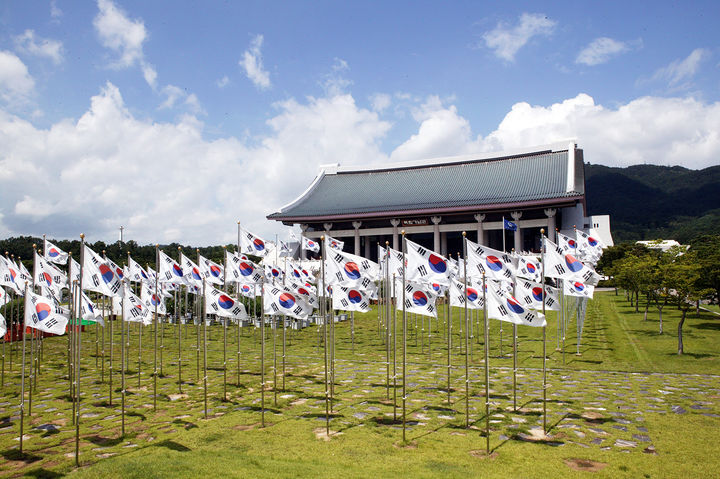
[{"left": 0, "top": 0, "right": 719, "bottom": 246}]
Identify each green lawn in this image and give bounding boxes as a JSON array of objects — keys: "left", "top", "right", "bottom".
[{"left": 0, "top": 291, "right": 718, "bottom": 478}]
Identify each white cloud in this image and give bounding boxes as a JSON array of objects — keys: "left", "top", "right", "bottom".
[
  {"left": 240, "top": 34, "right": 271, "bottom": 90},
  {"left": 321, "top": 58, "right": 352, "bottom": 96},
  {"left": 370, "top": 93, "right": 391, "bottom": 112},
  {"left": 142, "top": 63, "right": 157, "bottom": 88},
  {"left": 650, "top": 48, "right": 710, "bottom": 88},
  {"left": 1, "top": 82, "right": 718, "bottom": 244},
  {"left": 216, "top": 75, "right": 230, "bottom": 88},
  {"left": 0, "top": 83, "right": 389, "bottom": 243},
  {"left": 94, "top": 0, "right": 148, "bottom": 69},
  {"left": 576, "top": 37, "right": 629, "bottom": 66},
  {"left": 482, "top": 13, "right": 556, "bottom": 62},
  {"left": 50, "top": 0, "right": 62, "bottom": 19},
  {"left": 0, "top": 51, "right": 35, "bottom": 104},
  {"left": 14, "top": 30, "right": 64, "bottom": 64}
]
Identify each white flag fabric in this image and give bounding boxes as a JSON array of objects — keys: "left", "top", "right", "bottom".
[
  {"left": 465, "top": 239, "right": 516, "bottom": 282},
  {"left": 239, "top": 227, "right": 269, "bottom": 257},
  {"left": 25, "top": 290, "right": 68, "bottom": 335},
  {"left": 576, "top": 230, "right": 604, "bottom": 264},
  {"left": 449, "top": 278, "right": 485, "bottom": 310},
  {"left": 263, "top": 284, "right": 314, "bottom": 319},
  {"left": 158, "top": 250, "right": 187, "bottom": 285},
  {"left": 517, "top": 255, "right": 542, "bottom": 283},
  {"left": 302, "top": 236, "right": 320, "bottom": 253},
  {"left": 543, "top": 239, "right": 600, "bottom": 284},
  {"left": 0, "top": 286, "right": 8, "bottom": 307},
  {"left": 332, "top": 285, "right": 371, "bottom": 312},
  {"left": 0, "top": 312, "right": 5, "bottom": 338},
  {"left": 82, "top": 245, "right": 123, "bottom": 297},
  {"left": 199, "top": 254, "right": 224, "bottom": 285},
  {"left": 226, "top": 251, "right": 264, "bottom": 284},
  {"left": 238, "top": 282, "right": 260, "bottom": 298},
  {"left": 325, "top": 235, "right": 344, "bottom": 251},
  {"left": 79, "top": 291, "right": 104, "bottom": 324},
  {"left": 44, "top": 240, "right": 69, "bottom": 265},
  {"left": 515, "top": 279, "right": 560, "bottom": 311},
  {"left": 396, "top": 279, "right": 438, "bottom": 318},
  {"left": 405, "top": 238, "right": 450, "bottom": 286},
  {"left": 34, "top": 252, "right": 68, "bottom": 296},
  {"left": 563, "top": 280, "right": 595, "bottom": 299},
  {"left": 141, "top": 284, "right": 167, "bottom": 315},
  {"left": 0, "top": 257, "right": 24, "bottom": 295},
  {"left": 205, "top": 287, "right": 248, "bottom": 320},
  {"left": 486, "top": 283, "right": 546, "bottom": 327},
  {"left": 557, "top": 232, "right": 580, "bottom": 255},
  {"left": 287, "top": 280, "right": 319, "bottom": 308},
  {"left": 324, "top": 249, "right": 377, "bottom": 290},
  {"left": 179, "top": 253, "right": 204, "bottom": 288},
  {"left": 128, "top": 256, "right": 151, "bottom": 284},
  {"left": 122, "top": 283, "right": 152, "bottom": 325}
]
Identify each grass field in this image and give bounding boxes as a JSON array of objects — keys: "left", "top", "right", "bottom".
[{"left": 1, "top": 291, "right": 719, "bottom": 478}]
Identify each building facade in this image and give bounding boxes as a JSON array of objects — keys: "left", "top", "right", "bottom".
[{"left": 268, "top": 142, "right": 611, "bottom": 260}]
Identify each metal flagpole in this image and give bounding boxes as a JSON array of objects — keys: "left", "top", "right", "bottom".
[
  {"left": 463, "top": 233, "right": 470, "bottom": 428},
  {"left": 121, "top": 278, "right": 126, "bottom": 437},
  {"left": 384, "top": 243, "right": 390, "bottom": 401},
  {"left": 202, "top": 278, "right": 208, "bottom": 419},
  {"left": 76, "top": 234, "right": 86, "bottom": 466},
  {"left": 176, "top": 282, "right": 182, "bottom": 393},
  {"left": 392, "top": 273, "right": 397, "bottom": 422},
  {"left": 321, "top": 236, "right": 330, "bottom": 436},
  {"left": 401, "top": 231, "right": 407, "bottom": 443},
  {"left": 260, "top": 279, "right": 266, "bottom": 428},
  {"left": 483, "top": 271, "right": 489, "bottom": 454},
  {"left": 19, "top": 281, "right": 28, "bottom": 455},
  {"left": 273, "top": 314, "right": 277, "bottom": 406},
  {"left": 446, "top": 287, "right": 451, "bottom": 406},
  {"left": 282, "top": 256, "right": 286, "bottom": 392},
  {"left": 137, "top": 285, "right": 143, "bottom": 388},
  {"left": 541, "top": 229, "right": 548, "bottom": 434}
]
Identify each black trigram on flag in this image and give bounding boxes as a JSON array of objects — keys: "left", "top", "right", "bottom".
[
  {"left": 582, "top": 270, "right": 594, "bottom": 282},
  {"left": 270, "top": 302, "right": 279, "bottom": 313},
  {"left": 416, "top": 265, "right": 428, "bottom": 277},
  {"left": 554, "top": 264, "right": 567, "bottom": 276}
]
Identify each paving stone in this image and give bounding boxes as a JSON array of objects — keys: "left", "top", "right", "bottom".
[
  {"left": 614, "top": 439, "right": 637, "bottom": 448},
  {"left": 671, "top": 405, "right": 687, "bottom": 414}
]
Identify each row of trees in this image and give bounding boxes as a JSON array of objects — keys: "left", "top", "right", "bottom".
[{"left": 597, "top": 235, "right": 720, "bottom": 354}]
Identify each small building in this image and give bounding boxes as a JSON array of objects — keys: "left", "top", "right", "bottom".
[{"left": 268, "top": 141, "right": 610, "bottom": 260}]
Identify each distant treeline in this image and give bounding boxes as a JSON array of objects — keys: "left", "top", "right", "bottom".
[{"left": 585, "top": 163, "right": 720, "bottom": 242}]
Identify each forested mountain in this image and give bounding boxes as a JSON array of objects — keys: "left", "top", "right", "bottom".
[{"left": 585, "top": 163, "right": 720, "bottom": 243}]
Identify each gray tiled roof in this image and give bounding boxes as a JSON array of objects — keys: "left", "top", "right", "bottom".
[{"left": 269, "top": 150, "right": 583, "bottom": 220}]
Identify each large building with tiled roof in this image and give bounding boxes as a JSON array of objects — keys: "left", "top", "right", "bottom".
[{"left": 268, "top": 141, "right": 612, "bottom": 259}]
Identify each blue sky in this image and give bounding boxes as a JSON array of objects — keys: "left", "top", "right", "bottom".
[{"left": 0, "top": 1, "right": 718, "bottom": 244}]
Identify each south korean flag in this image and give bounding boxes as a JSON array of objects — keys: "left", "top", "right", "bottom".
[
  {"left": 515, "top": 279, "right": 560, "bottom": 311},
  {"left": 557, "top": 232, "right": 580, "bottom": 254},
  {"left": 449, "top": 277, "right": 485, "bottom": 310},
  {"left": 302, "top": 236, "right": 320, "bottom": 253},
  {"left": 179, "top": 253, "right": 204, "bottom": 288},
  {"left": 34, "top": 251, "right": 67, "bottom": 297},
  {"left": 287, "top": 280, "right": 319, "bottom": 308},
  {"left": 44, "top": 240, "right": 69, "bottom": 265},
  {"left": 332, "top": 285, "right": 371, "bottom": 313},
  {"left": 157, "top": 250, "right": 187, "bottom": 286},
  {"left": 405, "top": 238, "right": 450, "bottom": 287},
  {"left": 226, "top": 251, "right": 264, "bottom": 284},
  {"left": 205, "top": 287, "right": 248, "bottom": 320},
  {"left": 25, "top": 290, "right": 69, "bottom": 335},
  {"left": 486, "top": 283, "right": 546, "bottom": 327},
  {"left": 141, "top": 284, "right": 168, "bottom": 315},
  {"left": 122, "top": 283, "right": 152, "bottom": 325},
  {"left": 263, "top": 285, "right": 314, "bottom": 319},
  {"left": 199, "top": 254, "right": 224, "bottom": 285},
  {"left": 465, "top": 238, "right": 517, "bottom": 282},
  {"left": 324, "top": 249, "right": 378, "bottom": 290},
  {"left": 239, "top": 227, "right": 269, "bottom": 257},
  {"left": 563, "top": 280, "right": 595, "bottom": 299},
  {"left": 395, "top": 279, "right": 438, "bottom": 318},
  {"left": 80, "top": 291, "right": 104, "bottom": 325},
  {"left": 517, "top": 255, "right": 542, "bottom": 283},
  {"left": 543, "top": 239, "right": 600, "bottom": 285},
  {"left": 82, "top": 245, "right": 123, "bottom": 297}
]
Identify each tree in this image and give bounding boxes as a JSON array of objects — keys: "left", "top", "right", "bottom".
[
  {"left": 664, "top": 250, "right": 712, "bottom": 354},
  {"left": 690, "top": 235, "right": 720, "bottom": 304}
]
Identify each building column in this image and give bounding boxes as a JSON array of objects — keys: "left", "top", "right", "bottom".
[
  {"left": 511, "top": 211, "right": 523, "bottom": 252},
  {"left": 391, "top": 219, "right": 400, "bottom": 250},
  {"left": 364, "top": 235, "right": 371, "bottom": 259},
  {"left": 544, "top": 208, "right": 557, "bottom": 242},
  {"left": 431, "top": 216, "right": 441, "bottom": 253},
  {"left": 474, "top": 213, "right": 486, "bottom": 245},
  {"left": 440, "top": 232, "right": 448, "bottom": 257},
  {"left": 352, "top": 221, "right": 362, "bottom": 256}
]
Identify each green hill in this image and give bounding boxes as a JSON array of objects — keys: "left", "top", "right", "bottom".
[{"left": 585, "top": 163, "right": 720, "bottom": 243}]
